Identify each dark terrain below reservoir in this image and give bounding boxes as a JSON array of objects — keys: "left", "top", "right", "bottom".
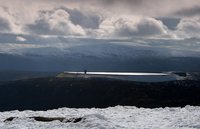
[{"left": 0, "top": 75, "right": 200, "bottom": 111}]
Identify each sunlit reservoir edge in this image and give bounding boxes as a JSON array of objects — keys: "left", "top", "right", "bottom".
[{"left": 59, "top": 71, "right": 185, "bottom": 82}]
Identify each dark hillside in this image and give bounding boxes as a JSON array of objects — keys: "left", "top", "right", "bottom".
[{"left": 0, "top": 77, "right": 200, "bottom": 111}]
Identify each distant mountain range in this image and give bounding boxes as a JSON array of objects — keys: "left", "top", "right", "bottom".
[{"left": 1, "top": 53, "right": 200, "bottom": 73}]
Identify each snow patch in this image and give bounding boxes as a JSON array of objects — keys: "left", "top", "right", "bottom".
[{"left": 0, "top": 106, "right": 200, "bottom": 129}]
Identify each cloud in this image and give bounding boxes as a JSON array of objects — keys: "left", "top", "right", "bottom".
[
  {"left": 97, "top": 16, "right": 169, "bottom": 38},
  {"left": 65, "top": 8, "right": 103, "bottom": 29},
  {"left": 0, "top": 0, "right": 200, "bottom": 39},
  {"left": 174, "top": 6, "right": 200, "bottom": 17},
  {"left": 25, "top": 9, "right": 86, "bottom": 36},
  {"left": 0, "top": 17, "right": 11, "bottom": 32},
  {"left": 1, "top": 34, "right": 200, "bottom": 58},
  {"left": 157, "top": 18, "right": 180, "bottom": 30},
  {"left": 84, "top": 0, "right": 200, "bottom": 17},
  {"left": 16, "top": 36, "right": 26, "bottom": 42},
  {"left": 0, "top": 0, "right": 200, "bottom": 60},
  {"left": 176, "top": 17, "right": 200, "bottom": 38},
  {"left": 0, "top": 6, "right": 174, "bottom": 39},
  {"left": 23, "top": 7, "right": 105, "bottom": 37},
  {"left": 0, "top": 6, "right": 23, "bottom": 34}
]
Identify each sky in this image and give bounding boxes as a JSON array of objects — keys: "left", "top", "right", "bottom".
[{"left": 0, "top": 0, "right": 200, "bottom": 58}]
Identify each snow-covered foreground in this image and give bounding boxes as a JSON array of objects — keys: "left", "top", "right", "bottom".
[{"left": 0, "top": 106, "right": 200, "bottom": 129}]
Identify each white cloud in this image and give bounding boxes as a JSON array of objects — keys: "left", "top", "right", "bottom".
[
  {"left": 25, "top": 9, "right": 86, "bottom": 36},
  {"left": 176, "top": 17, "right": 200, "bottom": 38},
  {"left": 16, "top": 36, "right": 26, "bottom": 42},
  {"left": 0, "top": 0, "right": 200, "bottom": 39},
  {"left": 97, "top": 16, "right": 169, "bottom": 38},
  {"left": 0, "top": 7, "right": 23, "bottom": 34}
]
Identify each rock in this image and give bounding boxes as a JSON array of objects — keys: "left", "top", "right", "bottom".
[
  {"left": 4, "top": 116, "right": 84, "bottom": 123},
  {"left": 4, "top": 117, "right": 16, "bottom": 122}
]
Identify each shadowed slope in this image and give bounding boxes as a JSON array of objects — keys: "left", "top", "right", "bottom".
[{"left": 0, "top": 76, "right": 200, "bottom": 111}]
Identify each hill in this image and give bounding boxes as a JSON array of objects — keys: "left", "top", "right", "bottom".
[{"left": 0, "top": 76, "right": 200, "bottom": 111}]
